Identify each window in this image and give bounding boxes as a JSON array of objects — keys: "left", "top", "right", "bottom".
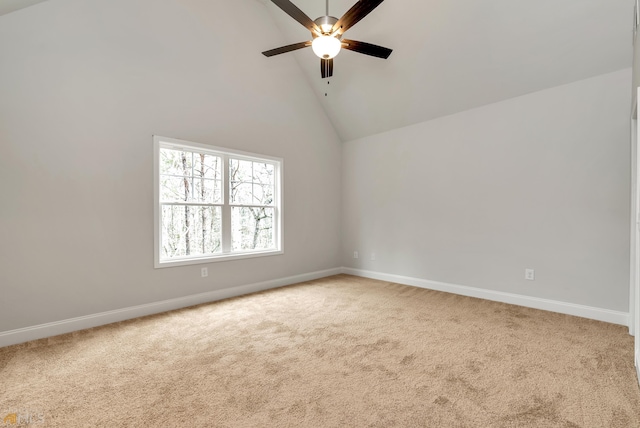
[{"left": 154, "top": 136, "right": 282, "bottom": 267}]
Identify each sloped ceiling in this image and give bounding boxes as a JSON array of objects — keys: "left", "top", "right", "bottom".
[
  {"left": 3, "top": 0, "right": 633, "bottom": 142},
  {"left": 0, "top": 0, "right": 49, "bottom": 16},
  {"left": 259, "top": 0, "right": 633, "bottom": 141}
]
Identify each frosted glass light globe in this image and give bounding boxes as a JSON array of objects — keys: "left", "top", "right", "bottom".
[{"left": 312, "top": 36, "right": 341, "bottom": 59}]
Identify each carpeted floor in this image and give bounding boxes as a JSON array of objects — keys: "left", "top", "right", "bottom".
[{"left": 1, "top": 274, "right": 639, "bottom": 427}]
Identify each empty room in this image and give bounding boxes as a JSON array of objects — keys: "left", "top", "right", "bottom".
[{"left": 1, "top": 0, "right": 640, "bottom": 426}]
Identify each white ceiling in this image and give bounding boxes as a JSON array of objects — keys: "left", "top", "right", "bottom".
[
  {"left": 2, "top": 0, "right": 633, "bottom": 142},
  {"left": 0, "top": 0, "right": 48, "bottom": 16},
  {"left": 260, "top": 0, "right": 633, "bottom": 141}
]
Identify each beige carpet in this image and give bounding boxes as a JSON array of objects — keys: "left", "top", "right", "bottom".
[{"left": 1, "top": 274, "right": 639, "bottom": 427}]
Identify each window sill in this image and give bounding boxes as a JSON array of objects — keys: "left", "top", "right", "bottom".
[{"left": 154, "top": 249, "right": 283, "bottom": 268}]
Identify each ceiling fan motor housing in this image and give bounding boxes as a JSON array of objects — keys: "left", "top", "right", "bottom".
[{"left": 314, "top": 15, "right": 339, "bottom": 35}]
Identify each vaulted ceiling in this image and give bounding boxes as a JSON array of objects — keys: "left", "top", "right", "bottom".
[
  {"left": 0, "top": 0, "right": 49, "bottom": 16},
  {"left": 260, "top": 0, "right": 633, "bottom": 141},
  {"left": 2, "top": 0, "right": 634, "bottom": 142}
]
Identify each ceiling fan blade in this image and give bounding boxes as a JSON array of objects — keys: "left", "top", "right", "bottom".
[
  {"left": 331, "top": 0, "right": 384, "bottom": 35},
  {"left": 271, "top": 0, "right": 320, "bottom": 34},
  {"left": 341, "top": 39, "right": 392, "bottom": 59},
  {"left": 321, "top": 58, "right": 334, "bottom": 79},
  {"left": 262, "top": 41, "right": 311, "bottom": 57}
]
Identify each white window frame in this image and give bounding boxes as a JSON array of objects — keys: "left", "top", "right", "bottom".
[{"left": 153, "top": 135, "right": 283, "bottom": 268}]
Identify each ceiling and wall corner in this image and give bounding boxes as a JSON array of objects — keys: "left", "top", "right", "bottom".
[{"left": 0, "top": 0, "right": 50, "bottom": 16}]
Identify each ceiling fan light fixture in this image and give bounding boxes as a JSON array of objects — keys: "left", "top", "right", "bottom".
[{"left": 312, "top": 35, "right": 341, "bottom": 59}]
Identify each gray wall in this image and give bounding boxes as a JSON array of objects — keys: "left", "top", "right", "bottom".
[
  {"left": 0, "top": 0, "right": 633, "bottom": 334},
  {"left": 342, "top": 69, "right": 632, "bottom": 311},
  {"left": 0, "top": 0, "right": 342, "bottom": 331}
]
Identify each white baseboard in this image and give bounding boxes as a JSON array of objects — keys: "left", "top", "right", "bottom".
[
  {"left": 2, "top": 267, "right": 630, "bottom": 349},
  {"left": 636, "top": 355, "right": 640, "bottom": 387},
  {"left": 0, "top": 268, "right": 342, "bottom": 348},
  {"left": 342, "top": 267, "right": 630, "bottom": 326}
]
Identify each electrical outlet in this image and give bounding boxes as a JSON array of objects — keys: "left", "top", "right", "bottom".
[
  {"left": 201, "top": 267, "right": 208, "bottom": 278},
  {"left": 371, "top": 252, "right": 376, "bottom": 260},
  {"left": 353, "top": 251, "right": 359, "bottom": 259},
  {"left": 525, "top": 268, "right": 535, "bottom": 281}
]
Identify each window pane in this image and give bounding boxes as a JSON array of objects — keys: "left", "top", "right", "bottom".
[
  {"left": 231, "top": 207, "right": 274, "bottom": 251},
  {"left": 194, "top": 153, "right": 221, "bottom": 180},
  {"left": 253, "top": 162, "right": 274, "bottom": 185},
  {"left": 161, "top": 205, "right": 221, "bottom": 259},
  {"left": 252, "top": 184, "right": 274, "bottom": 205},
  {"left": 229, "top": 158, "right": 275, "bottom": 206},
  {"left": 230, "top": 159, "right": 253, "bottom": 182},
  {"left": 160, "top": 149, "right": 223, "bottom": 204},
  {"left": 191, "top": 206, "right": 222, "bottom": 255},
  {"left": 194, "top": 178, "right": 221, "bottom": 204},
  {"left": 160, "top": 148, "right": 192, "bottom": 176},
  {"left": 230, "top": 182, "right": 252, "bottom": 205},
  {"left": 161, "top": 176, "right": 192, "bottom": 202}
]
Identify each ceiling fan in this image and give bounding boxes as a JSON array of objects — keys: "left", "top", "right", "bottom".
[{"left": 262, "top": 0, "right": 392, "bottom": 79}]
